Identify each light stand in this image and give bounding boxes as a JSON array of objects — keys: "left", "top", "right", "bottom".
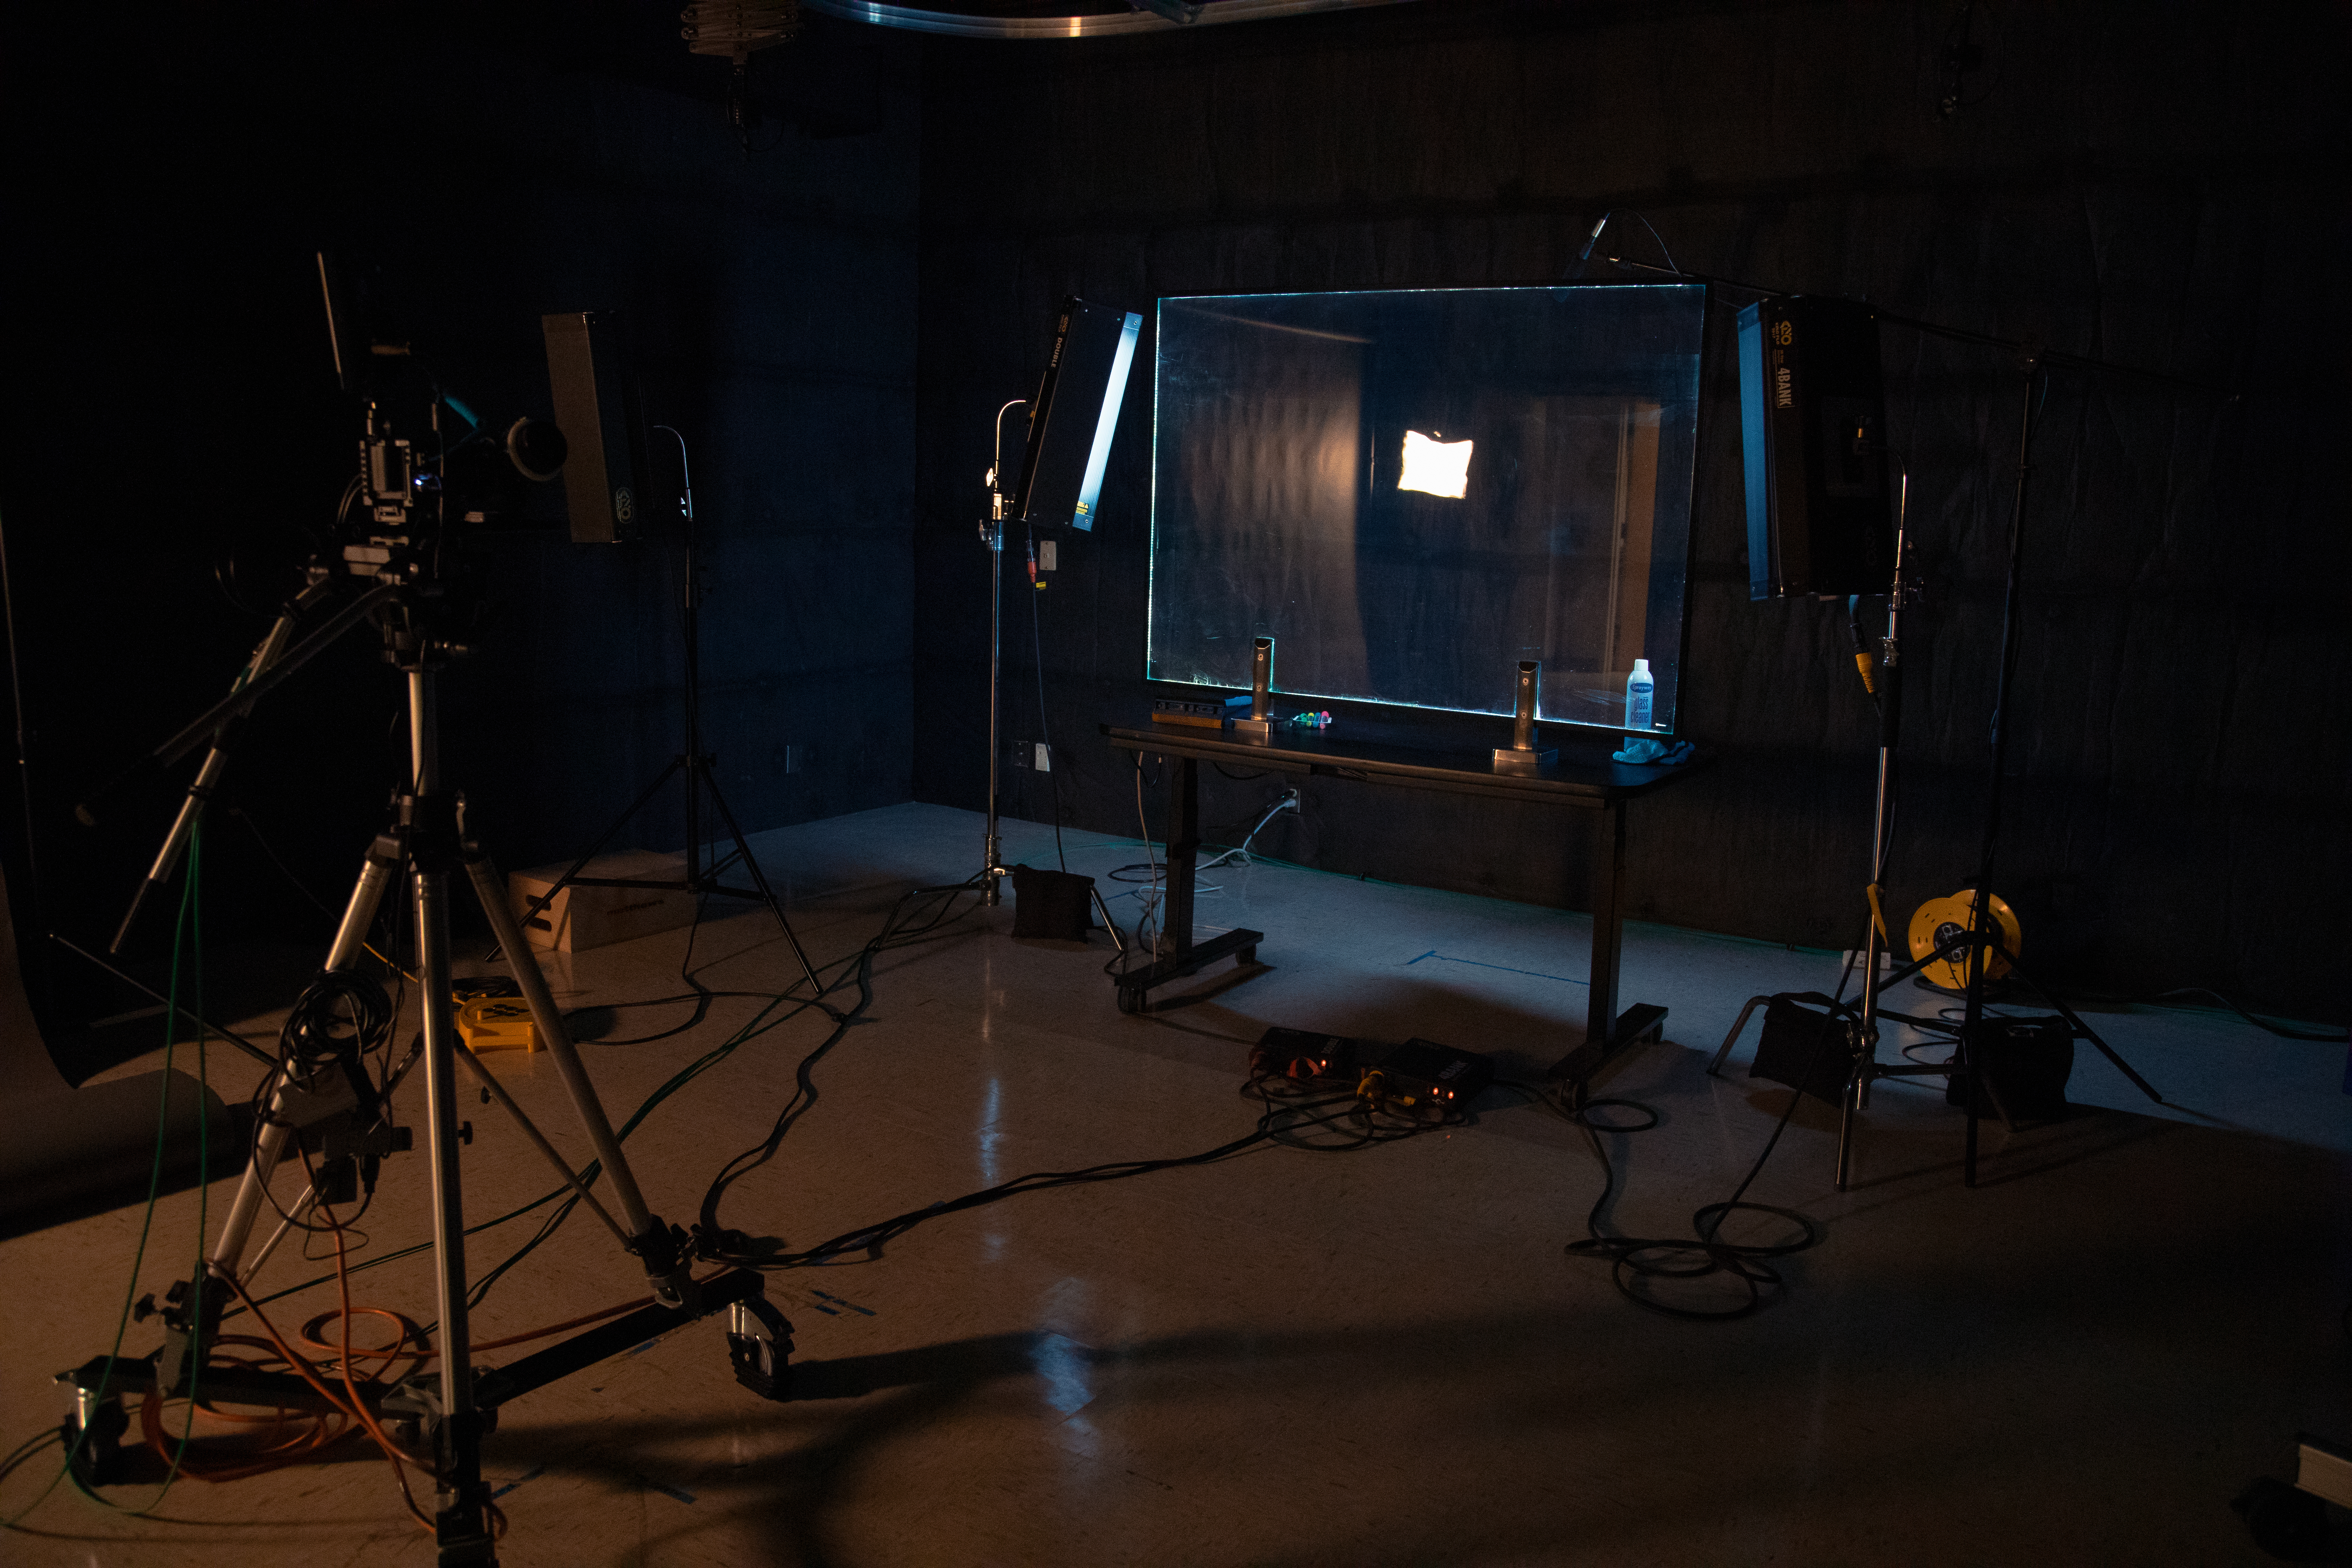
[
  {"left": 923, "top": 399, "right": 1124, "bottom": 941},
  {"left": 980, "top": 399, "right": 1024, "bottom": 905},
  {"left": 1644, "top": 253, "right": 2192, "bottom": 1182},
  {"left": 1830, "top": 365, "right": 2163, "bottom": 1188},
  {"left": 515, "top": 426, "right": 822, "bottom": 997},
  {"left": 1832, "top": 472, "right": 1969, "bottom": 1181}
]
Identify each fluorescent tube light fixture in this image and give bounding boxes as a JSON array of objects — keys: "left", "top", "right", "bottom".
[{"left": 1014, "top": 297, "right": 1144, "bottom": 532}]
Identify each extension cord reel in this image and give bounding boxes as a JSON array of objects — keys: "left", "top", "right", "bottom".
[{"left": 1907, "top": 889, "right": 2022, "bottom": 991}]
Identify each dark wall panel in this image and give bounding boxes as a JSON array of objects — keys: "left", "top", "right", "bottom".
[
  {"left": 912, "top": 0, "right": 2348, "bottom": 1021},
  {"left": 0, "top": 3, "right": 920, "bottom": 1078}
]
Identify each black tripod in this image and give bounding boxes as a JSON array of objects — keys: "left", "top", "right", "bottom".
[{"left": 517, "top": 426, "right": 821, "bottom": 996}]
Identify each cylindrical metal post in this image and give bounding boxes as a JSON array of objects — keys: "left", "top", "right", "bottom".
[
  {"left": 1511, "top": 660, "right": 1539, "bottom": 751},
  {"left": 325, "top": 841, "right": 400, "bottom": 974},
  {"left": 982, "top": 516, "right": 1006, "bottom": 903},
  {"left": 408, "top": 670, "right": 476, "bottom": 1450},
  {"left": 1837, "top": 472, "right": 1910, "bottom": 1191},
  {"left": 207, "top": 1120, "right": 291, "bottom": 1278}
]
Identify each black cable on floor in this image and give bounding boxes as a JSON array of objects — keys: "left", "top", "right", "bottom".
[
  {"left": 714, "top": 1080, "right": 1455, "bottom": 1271},
  {"left": 692, "top": 882, "right": 988, "bottom": 1258},
  {"left": 2110, "top": 986, "right": 2343, "bottom": 1043},
  {"left": 446, "top": 882, "right": 983, "bottom": 1323},
  {"left": 1533, "top": 980, "right": 1861, "bottom": 1320}
]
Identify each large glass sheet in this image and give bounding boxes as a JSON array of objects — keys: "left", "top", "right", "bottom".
[{"left": 1147, "top": 284, "right": 1705, "bottom": 735}]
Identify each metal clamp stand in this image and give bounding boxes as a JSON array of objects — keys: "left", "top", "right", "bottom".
[{"left": 516, "top": 427, "right": 821, "bottom": 997}]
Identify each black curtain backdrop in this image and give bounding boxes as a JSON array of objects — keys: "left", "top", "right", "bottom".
[
  {"left": 911, "top": 0, "right": 2349, "bottom": 1022},
  {"left": 1, "top": 2, "right": 920, "bottom": 1079}
]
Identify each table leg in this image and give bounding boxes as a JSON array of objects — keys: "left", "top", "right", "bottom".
[
  {"left": 1587, "top": 801, "right": 1624, "bottom": 1048},
  {"left": 1165, "top": 755, "right": 1199, "bottom": 953},
  {"left": 1111, "top": 751, "right": 1259, "bottom": 1014},
  {"left": 1549, "top": 797, "right": 1666, "bottom": 1086}
]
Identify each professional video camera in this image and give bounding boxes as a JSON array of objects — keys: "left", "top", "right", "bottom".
[{"left": 316, "top": 254, "right": 574, "bottom": 664}]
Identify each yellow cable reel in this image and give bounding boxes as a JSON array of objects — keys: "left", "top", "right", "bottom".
[{"left": 1907, "top": 889, "right": 2021, "bottom": 991}]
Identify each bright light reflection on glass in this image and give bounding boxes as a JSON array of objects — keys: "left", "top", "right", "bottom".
[{"left": 1397, "top": 429, "right": 1472, "bottom": 498}]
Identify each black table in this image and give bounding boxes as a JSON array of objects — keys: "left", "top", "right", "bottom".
[{"left": 1101, "top": 713, "right": 1706, "bottom": 1062}]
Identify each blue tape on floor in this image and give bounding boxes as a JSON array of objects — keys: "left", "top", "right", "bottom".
[
  {"left": 811, "top": 1289, "right": 877, "bottom": 1316},
  {"left": 1406, "top": 950, "right": 1589, "bottom": 987},
  {"left": 636, "top": 1475, "right": 697, "bottom": 1505}
]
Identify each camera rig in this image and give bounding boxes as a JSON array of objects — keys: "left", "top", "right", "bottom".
[{"left": 58, "top": 262, "right": 794, "bottom": 1568}]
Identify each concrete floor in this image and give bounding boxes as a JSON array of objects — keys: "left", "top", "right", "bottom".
[{"left": 2, "top": 801, "right": 2345, "bottom": 1566}]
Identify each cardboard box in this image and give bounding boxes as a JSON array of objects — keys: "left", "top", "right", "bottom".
[{"left": 507, "top": 851, "right": 698, "bottom": 953}]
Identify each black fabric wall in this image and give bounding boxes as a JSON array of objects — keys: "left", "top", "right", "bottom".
[
  {"left": 2, "top": 4, "right": 921, "bottom": 1078},
  {"left": 913, "top": 0, "right": 2349, "bottom": 1021}
]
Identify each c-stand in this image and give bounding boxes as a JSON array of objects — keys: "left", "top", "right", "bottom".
[
  {"left": 918, "top": 399, "right": 1124, "bottom": 942},
  {"left": 61, "top": 397, "right": 794, "bottom": 1567},
  {"left": 512, "top": 425, "right": 822, "bottom": 995},
  {"left": 1645, "top": 254, "right": 2192, "bottom": 1184}
]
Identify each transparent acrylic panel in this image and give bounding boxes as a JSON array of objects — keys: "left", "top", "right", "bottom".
[{"left": 1147, "top": 284, "right": 1705, "bottom": 735}]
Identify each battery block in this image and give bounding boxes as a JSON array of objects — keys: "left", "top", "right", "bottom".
[
  {"left": 1359, "top": 1038, "right": 1494, "bottom": 1109},
  {"left": 1251, "top": 1026, "right": 1357, "bottom": 1081}
]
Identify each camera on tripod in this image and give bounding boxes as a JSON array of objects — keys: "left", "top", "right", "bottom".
[
  {"left": 348, "top": 403, "right": 568, "bottom": 574},
  {"left": 322, "top": 252, "right": 571, "bottom": 613}
]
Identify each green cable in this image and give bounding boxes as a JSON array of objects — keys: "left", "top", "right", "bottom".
[
  {"left": 148, "top": 825, "right": 209, "bottom": 1503},
  {"left": 5, "top": 834, "right": 206, "bottom": 1528}
]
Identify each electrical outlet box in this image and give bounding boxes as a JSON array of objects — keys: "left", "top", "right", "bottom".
[
  {"left": 1034, "top": 743, "right": 1051, "bottom": 772},
  {"left": 1038, "top": 539, "right": 1057, "bottom": 572}
]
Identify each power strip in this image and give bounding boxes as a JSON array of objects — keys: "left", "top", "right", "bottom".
[
  {"left": 1359, "top": 1039, "right": 1493, "bottom": 1109},
  {"left": 1251, "top": 1027, "right": 1356, "bottom": 1081}
]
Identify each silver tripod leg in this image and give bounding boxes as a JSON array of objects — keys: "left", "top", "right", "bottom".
[
  {"left": 464, "top": 853, "right": 687, "bottom": 1302},
  {"left": 1091, "top": 886, "right": 1127, "bottom": 956},
  {"left": 109, "top": 576, "right": 337, "bottom": 954},
  {"left": 405, "top": 669, "right": 496, "bottom": 1561},
  {"left": 205, "top": 827, "right": 405, "bottom": 1283}
]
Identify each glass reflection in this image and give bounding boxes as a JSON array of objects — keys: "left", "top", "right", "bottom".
[{"left": 1148, "top": 284, "right": 1705, "bottom": 735}]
